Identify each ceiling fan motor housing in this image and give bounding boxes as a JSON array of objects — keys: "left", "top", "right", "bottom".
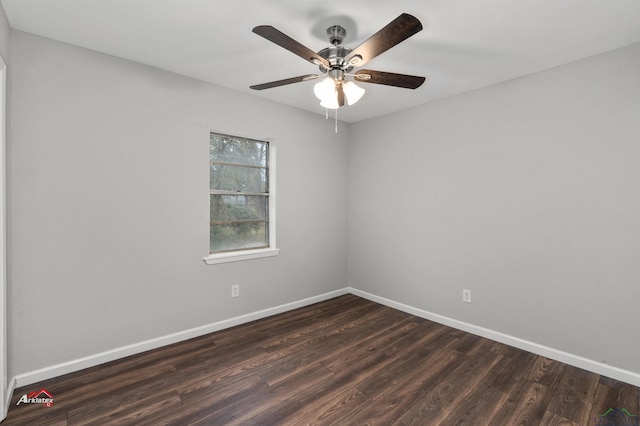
[
  {"left": 317, "top": 46, "right": 353, "bottom": 73},
  {"left": 318, "top": 25, "right": 355, "bottom": 77}
]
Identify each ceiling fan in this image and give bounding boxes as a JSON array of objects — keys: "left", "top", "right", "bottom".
[{"left": 250, "top": 13, "right": 426, "bottom": 109}]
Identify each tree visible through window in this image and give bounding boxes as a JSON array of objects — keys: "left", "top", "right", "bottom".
[{"left": 209, "top": 133, "right": 270, "bottom": 253}]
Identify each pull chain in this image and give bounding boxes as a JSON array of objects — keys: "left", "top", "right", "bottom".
[{"left": 323, "top": 107, "right": 338, "bottom": 134}]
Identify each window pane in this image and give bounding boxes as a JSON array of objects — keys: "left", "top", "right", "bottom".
[
  {"left": 210, "top": 195, "right": 267, "bottom": 222},
  {"left": 210, "top": 222, "right": 268, "bottom": 252},
  {"left": 209, "top": 131, "right": 272, "bottom": 255},
  {"left": 210, "top": 134, "right": 267, "bottom": 167},
  {"left": 210, "top": 164, "right": 268, "bottom": 193}
]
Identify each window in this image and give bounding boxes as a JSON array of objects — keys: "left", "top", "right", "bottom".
[{"left": 204, "top": 132, "right": 278, "bottom": 264}]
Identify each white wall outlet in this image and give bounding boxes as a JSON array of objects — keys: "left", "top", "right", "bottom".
[
  {"left": 462, "top": 289, "right": 471, "bottom": 303},
  {"left": 231, "top": 285, "right": 239, "bottom": 298}
]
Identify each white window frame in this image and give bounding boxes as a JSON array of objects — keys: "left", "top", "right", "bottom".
[{"left": 203, "top": 132, "right": 279, "bottom": 265}]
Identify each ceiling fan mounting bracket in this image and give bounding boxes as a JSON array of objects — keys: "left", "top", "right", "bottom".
[{"left": 327, "top": 25, "right": 347, "bottom": 46}]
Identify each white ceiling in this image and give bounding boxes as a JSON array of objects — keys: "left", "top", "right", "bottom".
[{"left": 3, "top": 0, "right": 640, "bottom": 123}]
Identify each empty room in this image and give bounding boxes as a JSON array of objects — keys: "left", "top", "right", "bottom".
[{"left": 0, "top": 0, "right": 639, "bottom": 424}]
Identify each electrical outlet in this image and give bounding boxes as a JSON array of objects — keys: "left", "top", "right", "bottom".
[
  {"left": 462, "top": 289, "right": 471, "bottom": 303},
  {"left": 231, "top": 285, "right": 239, "bottom": 298}
]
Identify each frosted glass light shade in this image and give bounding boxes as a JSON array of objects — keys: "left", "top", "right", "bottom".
[
  {"left": 320, "top": 95, "right": 340, "bottom": 109},
  {"left": 314, "top": 78, "right": 336, "bottom": 101},
  {"left": 343, "top": 81, "right": 365, "bottom": 105}
]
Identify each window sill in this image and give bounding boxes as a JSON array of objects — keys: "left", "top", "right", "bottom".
[{"left": 203, "top": 247, "right": 280, "bottom": 265}]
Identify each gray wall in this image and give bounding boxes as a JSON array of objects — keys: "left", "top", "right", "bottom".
[
  {"left": 7, "top": 19, "right": 640, "bottom": 382},
  {"left": 349, "top": 42, "right": 640, "bottom": 374},
  {"left": 8, "top": 31, "right": 348, "bottom": 377},
  {"left": 0, "top": 4, "right": 9, "bottom": 61}
]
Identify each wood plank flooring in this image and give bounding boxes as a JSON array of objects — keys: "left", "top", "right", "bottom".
[{"left": 4, "top": 294, "right": 640, "bottom": 425}]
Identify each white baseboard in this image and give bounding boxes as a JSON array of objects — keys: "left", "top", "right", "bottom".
[
  {"left": 12, "top": 286, "right": 640, "bottom": 390},
  {"left": 2, "top": 378, "right": 15, "bottom": 420},
  {"left": 349, "top": 287, "right": 640, "bottom": 387},
  {"left": 12, "top": 288, "right": 349, "bottom": 388}
]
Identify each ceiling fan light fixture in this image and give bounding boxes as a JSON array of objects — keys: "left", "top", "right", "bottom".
[
  {"left": 315, "top": 78, "right": 365, "bottom": 108},
  {"left": 314, "top": 77, "right": 336, "bottom": 101},
  {"left": 251, "top": 14, "right": 425, "bottom": 116},
  {"left": 343, "top": 81, "right": 365, "bottom": 105}
]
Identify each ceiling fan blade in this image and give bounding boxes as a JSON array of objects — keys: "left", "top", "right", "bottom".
[
  {"left": 345, "top": 13, "right": 422, "bottom": 67},
  {"left": 250, "top": 74, "right": 320, "bottom": 90},
  {"left": 253, "top": 25, "right": 331, "bottom": 68},
  {"left": 355, "top": 70, "right": 426, "bottom": 89},
  {"left": 337, "top": 84, "right": 345, "bottom": 107}
]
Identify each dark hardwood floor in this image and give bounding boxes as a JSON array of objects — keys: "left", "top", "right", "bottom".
[{"left": 4, "top": 294, "right": 639, "bottom": 425}]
